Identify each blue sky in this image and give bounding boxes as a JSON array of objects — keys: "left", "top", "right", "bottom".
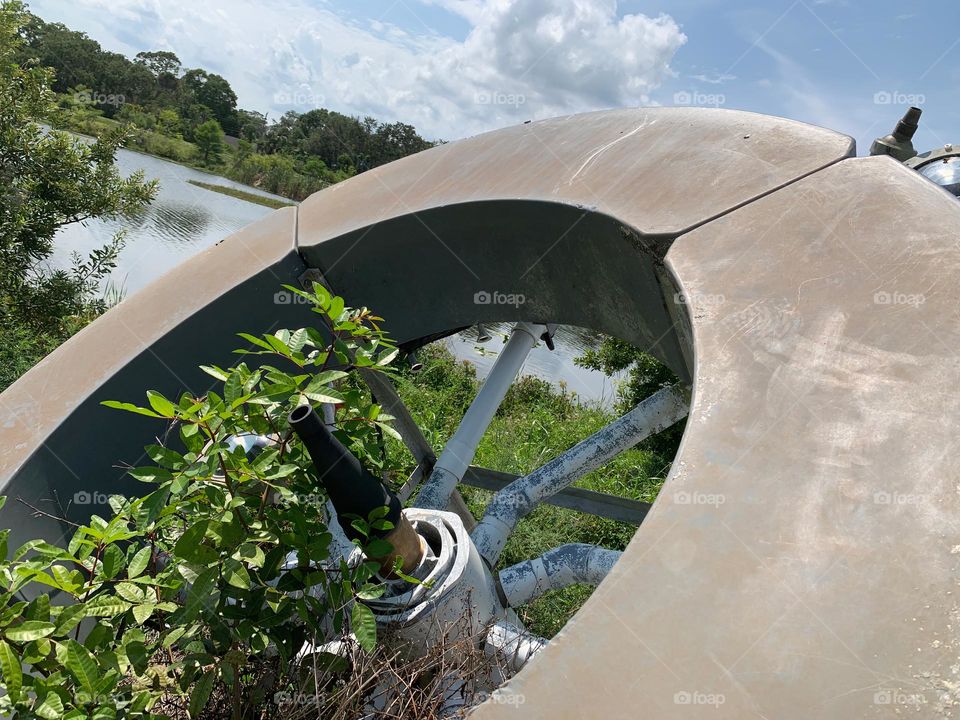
[{"left": 28, "top": 0, "right": 960, "bottom": 153}]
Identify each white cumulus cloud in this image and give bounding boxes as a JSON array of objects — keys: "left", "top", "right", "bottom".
[{"left": 30, "top": 0, "right": 686, "bottom": 139}]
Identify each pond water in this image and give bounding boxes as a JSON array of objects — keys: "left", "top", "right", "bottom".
[
  {"left": 443, "top": 324, "right": 622, "bottom": 408},
  {"left": 51, "top": 148, "right": 619, "bottom": 406},
  {"left": 48, "top": 147, "right": 285, "bottom": 293}
]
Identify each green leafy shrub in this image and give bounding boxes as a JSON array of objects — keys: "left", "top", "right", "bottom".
[{"left": 0, "top": 284, "right": 403, "bottom": 719}]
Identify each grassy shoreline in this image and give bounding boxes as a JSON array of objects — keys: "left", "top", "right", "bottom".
[{"left": 186, "top": 180, "right": 295, "bottom": 209}]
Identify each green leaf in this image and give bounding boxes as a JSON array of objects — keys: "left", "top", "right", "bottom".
[
  {"left": 146, "top": 390, "right": 176, "bottom": 417},
  {"left": 223, "top": 560, "right": 251, "bottom": 590},
  {"left": 112, "top": 583, "right": 145, "bottom": 605},
  {"left": 145, "top": 444, "right": 186, "bottom": 469},
  {"left": 100, "top": 544, "right": 125, "bottom": 579},
  {"left": 223, "top": 371, "right": 244, "bottom": 404},
  {"left": 125, "top": 639, "right": 148, "bottom": 675},
  {"left": 199, "top": 365, "right": 229, "bottom": 381},
  {"left": 26, "top": 593, "right": 50, "bottom": 621},
  {"left": 84, "top": 596, "right": 132, "bottom": 618},
  {"left": 127, "top": 466, "right": 173, "bottom": 483},
  {"left": 162, "top": 626, "right": 187, "bottom": 649},
  {"left": 312, "top": 369, "right": 349, "bottom": 385},
  {"left": 100, "top": 400, "right": 162, "bottom": 418},
  {"left": 351, "top": 602, "right": 377, "bottom": 652},
  {"left": 184, "top": 568, "right": 217, "bottom": 621},
  {"left": 127, "top": 546, "right": 151, "bottom": 578},
  {"left": 132, "top": 604, "right": 155, "bottom": 625},
  {"left": 376, "top": 348, "right": 399, "bottom": 366},
  {"left": 188, "top": 669, "right": 216, "bottom": 718},
  {"left": 0, "top": 640, "right": 22, "bottom": 702},
  {"left": 174, "top": 521, "right": 216, "bottom": 565},
  {"left": 302, "top": 387, "right": 345, "bottom": 404},
  {"left": 356, "top": 583, "right": 386, "bottom": 600},
  {"left": 64, "top": 639, "right": 99, "bottom": 693},
  {"left": 35, "top": 692, "right": 64, "bottom": 720},
  {"left": 54, "top": 604, "right": 87, "bottom": 636},
  {"left": 5, "top": 620, "right": 55, "bottom": 642},
  {"left": 237, "top": 332, "right": 274, "bottom": 351},
  {"left": 233, "top": 543, "right": 265, "bottom": 569},
  {"left": 374, "top": 420, "right": 402, "bottom": 441}
]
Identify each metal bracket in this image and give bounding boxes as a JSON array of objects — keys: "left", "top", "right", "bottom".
[{"left": 298, "top": 267, "right": 326, "bottom": 290}]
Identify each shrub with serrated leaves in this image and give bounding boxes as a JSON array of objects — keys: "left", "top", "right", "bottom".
[{"left": 0, "top": 283, "right": 405, "bottom": 719}]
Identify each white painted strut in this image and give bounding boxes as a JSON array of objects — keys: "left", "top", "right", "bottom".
[
  {"left": 415, "top": 322, "right": 546, "bottom": 511},
  {"left": 472, "top": 384, "right": 689, "bottom": 565},
  {"left": 485, "top": 619, "right": 547, "bottom": 674},
  {"left": 498, "top": 544, "right": 621, "bottom": 608}
]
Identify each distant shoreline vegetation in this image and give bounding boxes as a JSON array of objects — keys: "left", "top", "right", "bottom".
[
  {"left": 186, "top": 180, "right": 295, "bottom": 210},
  {"left": 21, "top": 9, "right": 435, "bottom": 201}
]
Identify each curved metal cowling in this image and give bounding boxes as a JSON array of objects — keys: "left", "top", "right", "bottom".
[{"left": 3, "top": 107, "right": 959, "bottom": 718}]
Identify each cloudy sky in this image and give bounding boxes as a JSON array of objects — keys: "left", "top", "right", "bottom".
[{"left": 29, "top": 0, "right": 960, "bottom": 153}]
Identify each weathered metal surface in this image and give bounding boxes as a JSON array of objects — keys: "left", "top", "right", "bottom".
[
  {"left": 416, "top": 322, "right": 544, "bottom": 512},
  {"left": 4, "top": 108, "right": 951, "bottom": 719},
  {"left": 296, "top": 108, "right": 854, "bottom": 377},
  {"left": 461, "top": 466, "right": 652, "bottom": 526},
  {"left": 474, "top": 157, "right": 960, "bottom": 718},
  {"left": 498, "top": 543, "right": 621, "bottom": 607}
]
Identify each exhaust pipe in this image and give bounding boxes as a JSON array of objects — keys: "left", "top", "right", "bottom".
[
  {"left": 288, "top": 404, "right": 424, "bottom": 574},
  {"left": 870, "top": 106, "right": 922, "bottom": 162}
]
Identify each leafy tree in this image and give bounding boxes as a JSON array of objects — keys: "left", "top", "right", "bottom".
[
  {"left": 156, "top": 107, "right": 181, "bottom": 136},
  {"left": 193, "top": 118, "right": 224, "bottom": 164},
  {"left": 134, "top": 49, "right": 181, "bottom": 78},
  {"left": 0, "top": 0, "right": 157, "bottom": 389},
  {"left": 236, "top": 108, "right": 267, "bottom": 142},
  {"left": 181, "top": 68, "right": 239, "bottom": 135}
]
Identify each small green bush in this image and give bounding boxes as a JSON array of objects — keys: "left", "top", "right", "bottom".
[{"left": 0, "top": 284, "right": 403, "bottom": 719}]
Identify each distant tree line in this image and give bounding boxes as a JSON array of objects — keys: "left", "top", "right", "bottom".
[{"left": 14, "top": 10, "right": 435, "bottom": 195}]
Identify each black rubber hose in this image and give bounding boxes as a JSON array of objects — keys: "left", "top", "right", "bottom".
[{"left": 288, "top": 404, "right": 401, "bottom": 540}]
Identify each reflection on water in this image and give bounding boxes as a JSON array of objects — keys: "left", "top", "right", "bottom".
[
  {"left": 446, "top": 323, "right": 622, "bottom": 408},
  {"left": 149, "top": 204, "right": 212, "bottom": 243},
  {"left": 50, "top": 148, "right": 619, "bottom": 404},
  {"left": 49, "top": 147, "right": 285, "bottom": 293}
]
